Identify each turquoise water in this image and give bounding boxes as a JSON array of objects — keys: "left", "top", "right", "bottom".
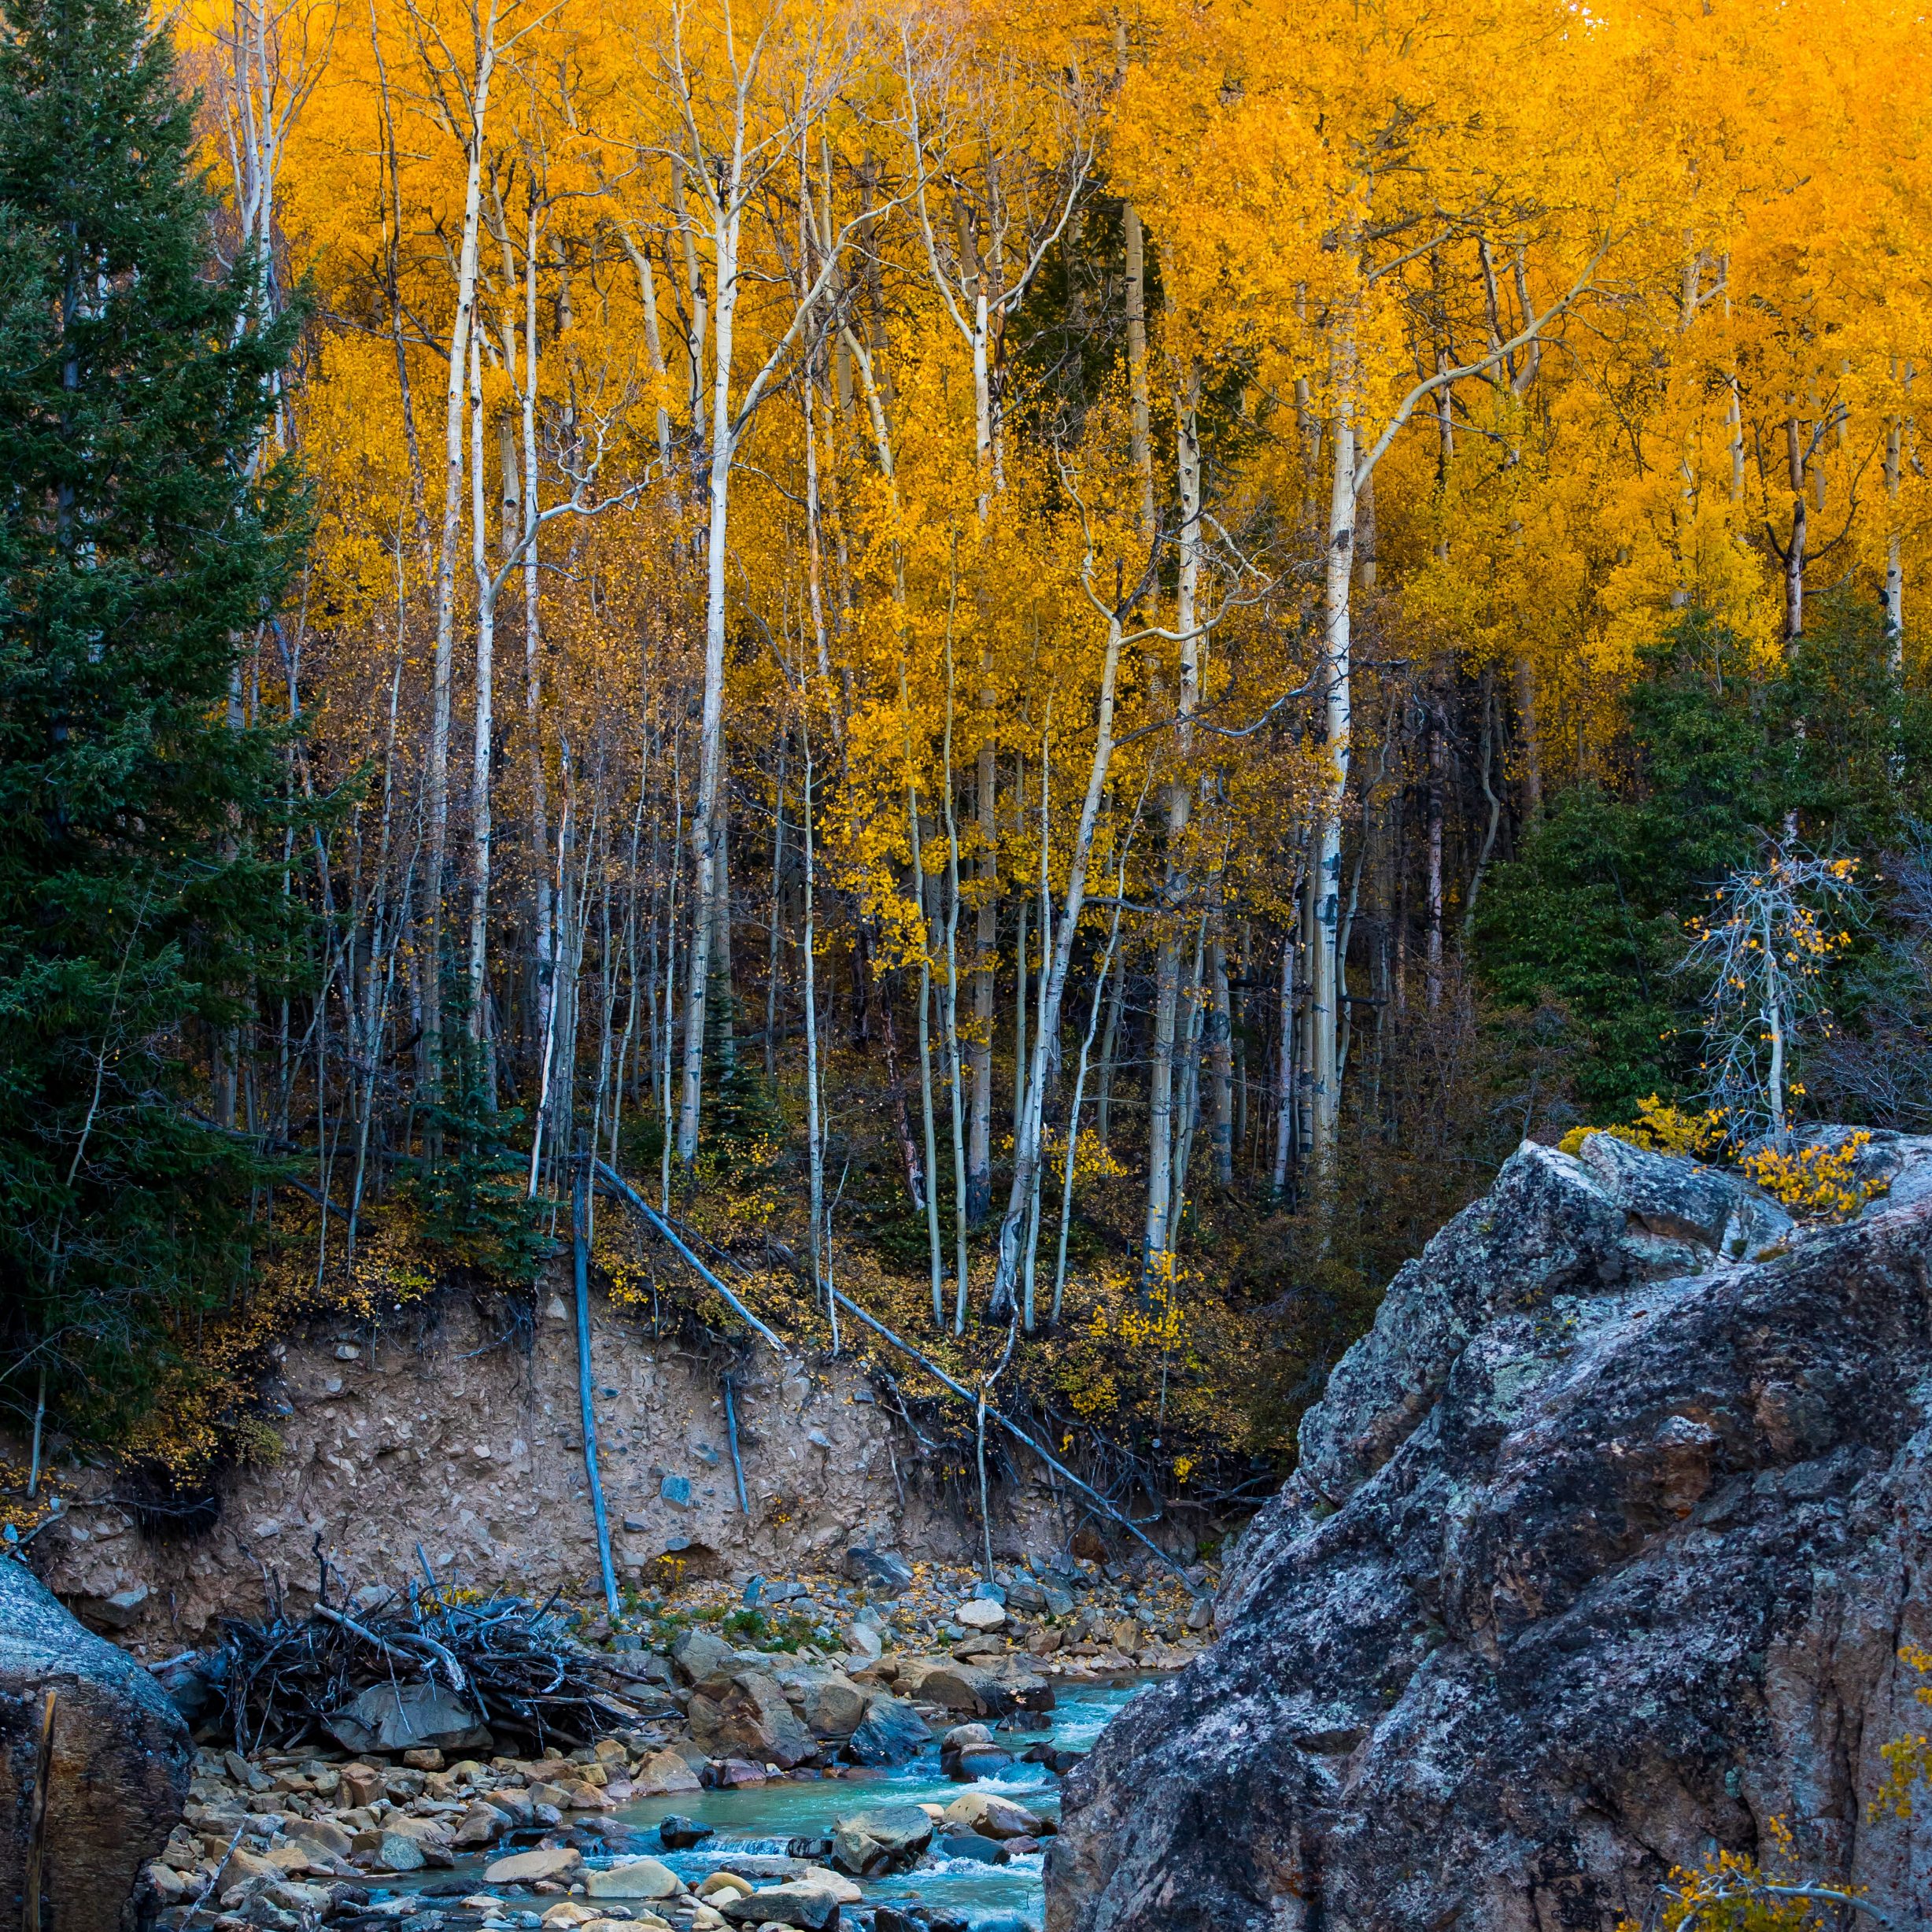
[{"left": 601, "top": 1675, "right": 1156, "bottom": 1930}]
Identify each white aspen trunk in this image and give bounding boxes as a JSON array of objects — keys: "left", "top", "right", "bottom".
[
  {"left": 425, "top": 3, "right": 497, "bottom": 1082},
  {"left": 1886, "top": 388, "right": 1905, "bottom": 666},
  {"left": 668, "top": 162, "right": 707, "bottom": 446},
  {"left": 617, "top": 223, "right": 678, "bottom": 491},
  {"left": 991, "top": 608, "right": 1125, "bottom": 1317},
  {"left": 676, "top": 192, "right": 741, "bottom": 1166},
  {"left": 1167, "top": 917, "right": 1208, "bottom": 1253},
  {"left": 1014, "top": 893, "right": 1029, "bottom": 1135},
  {"left": 1236, "top": 917, "right": 1251, "bottom": 1155},
  {"left": 1425, "top": 707, "right": 1444, "bottom": 1010},
  {"left": 1125, "top": 202, "right": 1152, "bottom": 530},
  {"left": 1014, "top": 751, "right": 1029, "bottom": 1140},
  {"left": 659, "top": 737, "right": 682, "bottom": 1209},
  {"left": 1144, "top": 939, "right": 1180, "bottom": 1260},
  {"left": 466, "top": 332, "right": 495, "bottom": 1061},
  {"left": 349, "top": 626, "right": 411, "bottom": 1249},
  {"left": 1515, "top": 658, "right": 1542, "bottom": 817},
  {"left": 912, "top": 796, "right": 944, "bottom": 1327},
  {"left": 1270, "top": 918, "right": 1295, "bottom": 1198},
  {"left": 521, "top": 197, "right": 554, "bottom": 1089},
  {"left": 855, "top": 327, "right": 947, "bottom": 1323},
  {"left": 1785, "top": 412, "right": 1808, "bottom": 645},
  {"left": 527, "top": 788, "right": 570, "bottom": 1196},
  {"left": 1054, "top": 891, "right": 1125, "bottom": 1324},
  {"left": 1142, "top": 379, "right": 1202, "bottom": 1270},
  {"left": 609, "top": 780, "right": 648, "bottom": 1164},
  {"left": 941, "top": 621, "right": 972, "bottom": 1332},
  {"left": 969, "top": 734, "right": 996, "bottom": 1225},
  {"left": 1209, "top": 921, "right": 1234, "bottom": 1188},
  {"left": 1310, "top": 343, "right": 1357, "bottom": 1180},
  {"left": 802, "top": 340, "right": 832, "bottom": 682},
  {"left": 1022, "top": 745, "right": 1052, "bottom": 1326},
  {"left": 802, "top": 726, "right": 825, "bottom": 1290},
  {"left": 765, "top": 755, "right": 787, "bottom": 1079}
]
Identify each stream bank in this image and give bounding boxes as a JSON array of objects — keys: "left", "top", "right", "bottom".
[{"left": 150, "top": 1661, "right": 1158, "bottom": 1932}]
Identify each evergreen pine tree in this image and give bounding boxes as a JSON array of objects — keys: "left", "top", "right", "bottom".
[{"left": 0, "top": 0, "right": 305, "bottom": 1439}]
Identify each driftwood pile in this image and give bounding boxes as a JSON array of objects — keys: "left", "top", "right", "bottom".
[{"left": 211, "top": 1570, "right": 673, "bottom": 1754}]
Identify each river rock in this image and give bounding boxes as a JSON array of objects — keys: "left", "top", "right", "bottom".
[
  {"left": 373, "top": 1829, "right": 428, "bottom": 1872},
  {"left": 781, "top": 1667, "right": 867, "bottom": 1739},
  {"left": 829, "top": 1802, "right": 934, "bottom": 1876},
  {"left": 0, "top": 1558, "right": 191, "bottom": 1932},
  {"left": 843, "top": 1622, "right": 884, "bottom": 1664},
  {"left": 844, "top": 1545, "right": 914, "bottom": 1591},
  {"left": 717, "top": 1881, "right": 843, "bottom": 1929},
  {"left": 630, "top": 1747, "right": 703, "bottom": 1796},
  {"left": 1047, "top": 1131, "right": 1932, "bottom": 1932},
  {"left": 844, "top": 1693, "right": 931, "bottom": 1767},
  {"left": 324, "top": 1679, "right": 490, "bottom": 1755},
  {"left": 689, "top": 1670, "right": 819, "bottom": 1768},
  {"left": 941, "top": 1790, "right": 1046, "bottom": 1839},
  {"left": 794, "top": 1867, "right": 863, "bottom": 1904},
  {"left": 939, "top": 1834, "right": 1010, "bottom": 1866},
  {"left": 955, "top": 1598, "right": 1007, "bottom": 1631},
  {"left": 284, "top": 1815, "right": 355, "bottom": 1857},
  {"left": 484, "top": 1846, "right": 582, "bottom": 1884},
  {"left": 658, "top": 1814, "right": 714, "bottom": 1849},
  {"left": 669, "top": 1627, "right": 737, "bottom": 1686},
  {"left": 584, "top": 1857, "right": 680, "bottom": 1900},
  {"left": 914, "top": 1661, "right": 1006, "bottom": 1716}
]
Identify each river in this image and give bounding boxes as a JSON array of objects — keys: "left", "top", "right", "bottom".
[{"left": 597, "top": 1675, "right": 1151, "bottom": 1930}]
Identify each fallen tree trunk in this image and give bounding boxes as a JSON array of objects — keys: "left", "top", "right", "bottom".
[{"left": 592, "top": 1159, "right": 1200, "bottom": 1594}]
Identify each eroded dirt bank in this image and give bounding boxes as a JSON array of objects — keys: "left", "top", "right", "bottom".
[{"left": 35, "top": 1284, "right": 1103, "bottom": 1650}]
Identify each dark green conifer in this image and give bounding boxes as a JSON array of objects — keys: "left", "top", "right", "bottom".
[{"left": 0, "top": 0, "right": 305, "bottom": 1438}]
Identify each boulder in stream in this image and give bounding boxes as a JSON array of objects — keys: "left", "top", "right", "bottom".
[
  {"left": 829, "top": 1801, "right": 934, "bottom": 1875},
  {"left": 717, "top": 1880, "right": 844, "bottom": 1929},
  {"left": 844, "top": 1693, "right": 931, "bottom": 1766}
]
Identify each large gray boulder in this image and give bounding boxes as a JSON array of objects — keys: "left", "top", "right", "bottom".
[
  {"left": 687, "top": 1669, "right": 818, "bottom": 1769},
  {"left": 844, "top": 1692, "right": 931, "bottom": 1766},
  {"left": 1047, "top": 1132, "right": 1932, "bottom": 1932},
  {"left": 1, "top": 1558, "right": 191, "bottom": 1932},
  {"left": 323, "top": 1679, "right": 490, "bottom": 1754}
]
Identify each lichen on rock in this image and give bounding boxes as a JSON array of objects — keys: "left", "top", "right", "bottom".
[{"left": 1047, "top": 1130, "right": 1932, "bottom": 1932}]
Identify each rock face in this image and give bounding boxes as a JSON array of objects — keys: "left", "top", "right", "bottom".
[
  {"left": 1048, "top": 1131, "right": 1932, "bottom": 1932},
  {"left": 0, "top": 1558, "right": 191, "bottom": 1932}
]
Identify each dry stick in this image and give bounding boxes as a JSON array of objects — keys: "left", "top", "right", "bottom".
[
  {"left": 574, "top": 1157, "right": 621, "bottom": 1620},
  {"left": 1675, "top": 1886, "right": 1897, "bottom": 1930},
  {"left": 311, "top": 1603, "right": 466, "bottom": 1692},
  {"left": 187, "top": 1824, "right": 247, "bottom": 1922},
  {"left": 22, "top": 1687, "right": 54, "bottom": 1932}
]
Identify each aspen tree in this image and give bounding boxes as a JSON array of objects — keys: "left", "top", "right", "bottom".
[{"left": 650, "top": 0, "right": 884, "bottom": 1167}]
